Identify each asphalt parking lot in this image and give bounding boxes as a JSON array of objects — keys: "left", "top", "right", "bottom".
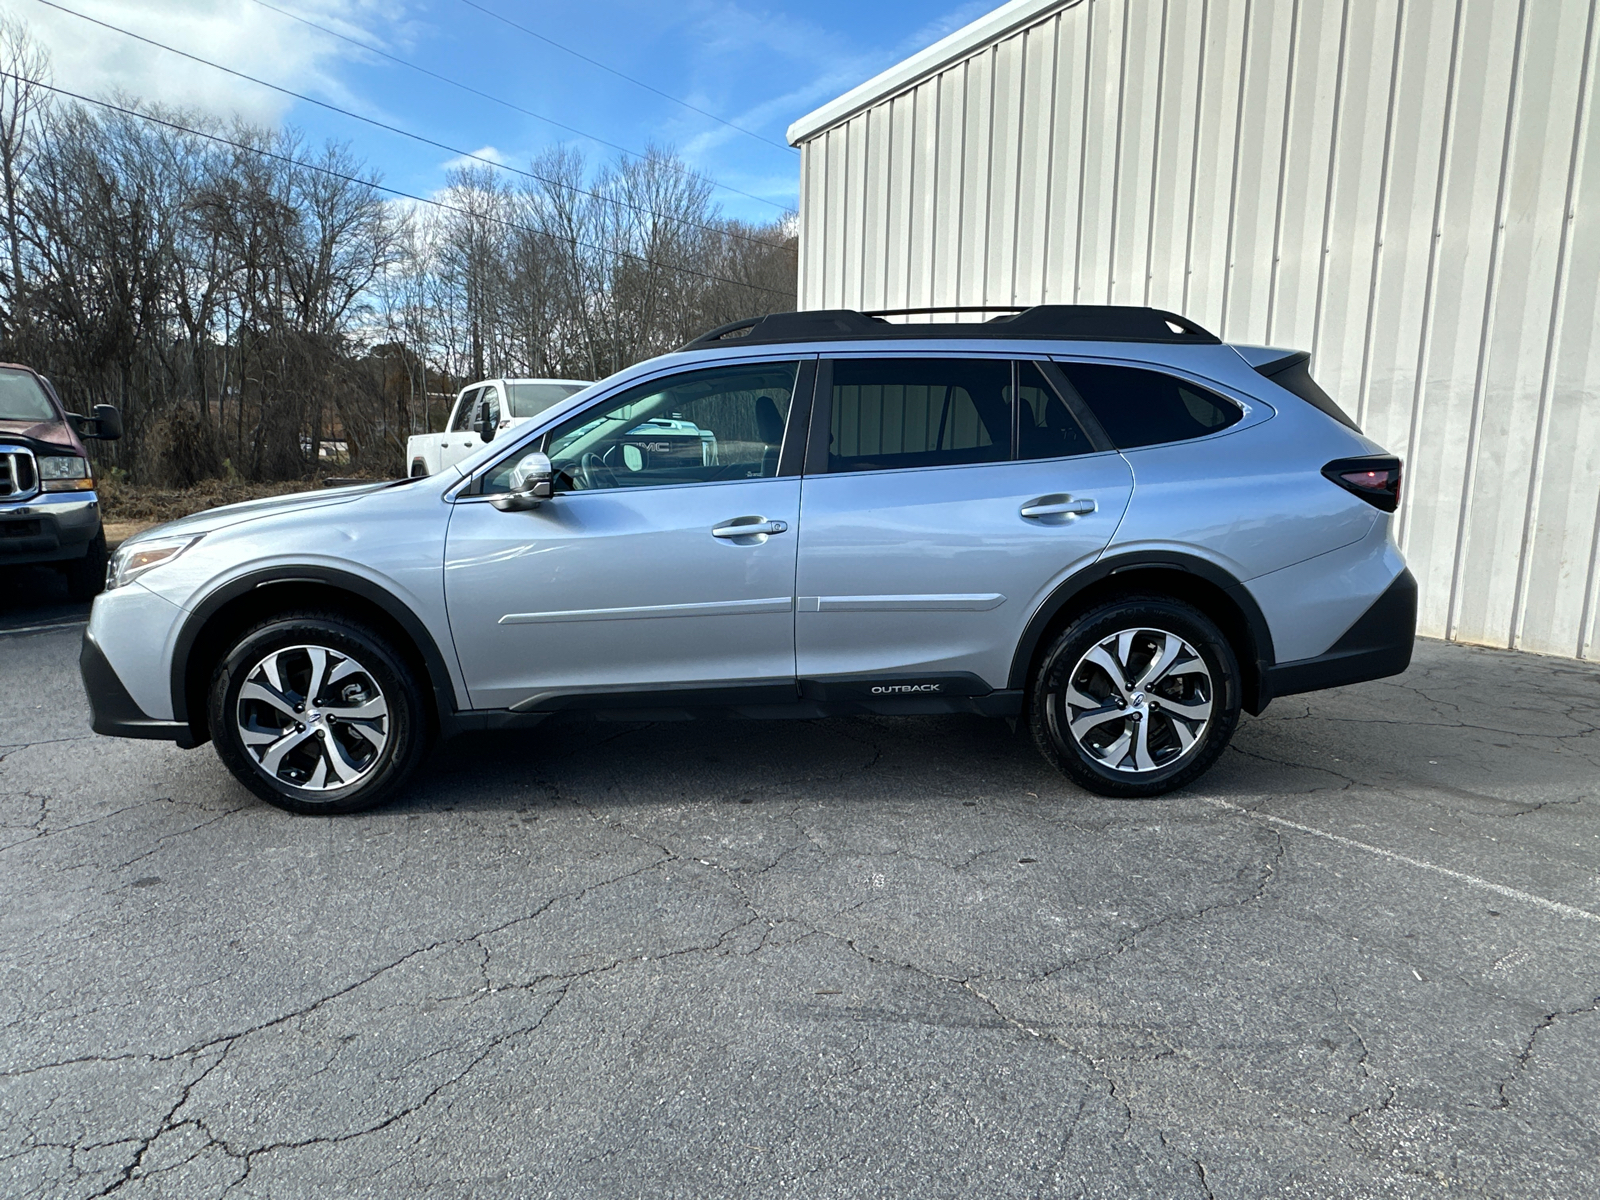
[{"left": 3, "top": 574, "right": 1598, "bottom": 1199}]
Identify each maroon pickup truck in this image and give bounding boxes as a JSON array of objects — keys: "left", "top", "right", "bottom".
[{"left": 0, "top": 363, "right": 121, "bottom": 600}]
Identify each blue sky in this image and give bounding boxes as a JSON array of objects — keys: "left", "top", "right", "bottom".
[{"left": 19, "top": 0, "right": 999, "bottom": 224}]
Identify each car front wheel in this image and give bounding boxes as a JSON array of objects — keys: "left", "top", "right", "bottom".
[
  {"left": 1029, "top": 596, "right": 1241, "bottom": 797},
  {"left": 208, "top": 612, "right": 430, "bottom": 814}
]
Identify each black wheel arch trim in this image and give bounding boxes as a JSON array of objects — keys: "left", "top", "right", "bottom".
[
  {"left": 169, "top": 565, "right": 462, "bottom": 741},
  {"left": 1006, "top": 551, "right": 1277, "bottom": 713}
]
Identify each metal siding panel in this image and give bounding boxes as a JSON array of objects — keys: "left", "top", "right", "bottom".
[
  {"left": 1312, "top": 0, "right": 1404, "bottom": 421},
  {"left": 1221, "top": 0, "right": 1297, "bottom": 338},
  {"left": 932, "top": 68, "right": 968, "bottom": 310},
  {"left": 988, "top": 34, "right": 1028, "bottom": 306},
  {"left": 882, "top": 93, "right": 915, "bottom": 311},
  {"left": 1110, "top": 0, "right": 1162, "bottom": 305},
  {"left": 1075, "top": 0, "right": 1122, "bottom": 304},
  {"left": 1504, "top": 0, "right": 1600, "bottom": 659},
  {"left": 959, "top": 51, "right": 996, "bottom": 311},
  {"left": 1014, "top": 22, "right": 1062, "bottom": 305},
  {"left": 1047, "top": 11, "right": 1089, "bottom": 303},
  {"left": 845, "top": 113, "right": 873, "bottom": 310},
  {"left": 1185, "top": 0, "right": 1251, "bottom": 328},
  {"left": 823, "top": 127, "right": 850, "bottom": 309},
  {"left": 1147, "top": 0, "right": 1202, "bottom": 308},
  {"left": 1357, "top": 0, "right": 1455, "bottom": 461},
  {"left": 909, "top": 82, "right": 940, "bottom": 309},
  {"left": 1403, "top": 0, "right": 1523, "bottom": 641},
  {"left": 1267, "top": 0, "right": 1349, "bottom": 351},
  {"left": 859, "top": 108, "right": 890, "bottom": 311}
]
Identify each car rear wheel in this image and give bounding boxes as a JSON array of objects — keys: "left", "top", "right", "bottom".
[
  {"left": 1029, "top": 596, "right": 1241, "bottom": 797},
  {"left": 208, "top": 612, "right": 430, "bottom": 814}
]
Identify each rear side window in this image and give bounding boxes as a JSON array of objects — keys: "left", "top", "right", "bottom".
[
  {"left": 506, "top": 382, "right": 587, "bottom": 419},
  {"left": 829, "top": 358, "right": 1010, "bottom": 471},
  {"left": 1055, "top": 362, "right": 1241, "bottom": 449}
]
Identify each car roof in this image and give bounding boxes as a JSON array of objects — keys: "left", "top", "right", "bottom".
[{"left": 682, "top": 305, "right": 1220, "bottom": 351}]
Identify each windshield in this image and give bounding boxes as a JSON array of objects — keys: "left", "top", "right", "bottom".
[
  {"left": 506, "top": 381, "right": 588, "bottom": 419},
  {"left": 0, "top": 369, "right": 56, "bottom": 422}
]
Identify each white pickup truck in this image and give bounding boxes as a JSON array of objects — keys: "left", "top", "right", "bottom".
[{"left": 406, "top": 377, "right": 592, "bottom": 477}]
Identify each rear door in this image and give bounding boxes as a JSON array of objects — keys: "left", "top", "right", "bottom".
[{"left": 794, "top": 356, "right": 1133, "bottom": 694}]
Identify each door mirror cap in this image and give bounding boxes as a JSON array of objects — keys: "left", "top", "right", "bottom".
[
  {"left": 476, "top": 411, "right": 497, "bottom": 442},
  {"left": 72, "top": 404, "right": 123, "bottom": 440},
  {"left": 490, "top": 451, "right": 553, "bottom": 511}
]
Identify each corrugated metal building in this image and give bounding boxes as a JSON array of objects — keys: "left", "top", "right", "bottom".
[{"left": 787, "top": 0, "right": 1600, "bottom": 661}]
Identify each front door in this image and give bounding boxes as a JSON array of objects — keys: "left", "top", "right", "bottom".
[
  {"left": 445, "top": 359, "right": 810, "bottom": 711},
  {"left": 795, "top": 357, "right": 1134, "bottom": 692}
]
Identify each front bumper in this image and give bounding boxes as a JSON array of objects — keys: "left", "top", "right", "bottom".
[
  {"left": 1262, "top": 569, "right": 1417, "bottom": 701},
  {"left": 80, "top": 630, "right": 196, "bottom": 744},
  {"left": 0, "top": 491, "right": 101, "bottom": 565}
]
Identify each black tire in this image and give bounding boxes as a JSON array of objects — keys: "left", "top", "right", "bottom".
[
  {"left": 62, "top": 530, "right": 107, "bottom": 602},
  {"left": 208, "top": 611, "right": 431, "bottom": 814},
  {"left": 1029, "top": 595, "right": 1241, "bottom": 798}
]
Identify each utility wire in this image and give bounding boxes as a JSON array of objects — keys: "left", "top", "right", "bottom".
[
  {"left": 34, "top": 0, "right": 795, "bottom": 256},
  {"left": 0, "top": 73, "right": 796, "bottom": 301},
  {"left": 244, "top": 0, "right": 790, "bottom": 213},
  {"left": 456, "top": 0, "right": 796, "bottom": 155}
]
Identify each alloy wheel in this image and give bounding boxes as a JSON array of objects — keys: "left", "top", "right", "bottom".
[
  {"left": 1056, "top": 627, "right": 1214, "bottom": 774},
  {"left": 235, "top": 644, "right": 390, "bottom": 792}
]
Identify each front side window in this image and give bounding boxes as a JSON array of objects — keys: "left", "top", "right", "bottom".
[
  {"left": 479, "top": 386, "right": 501, "bottom": 429},
  {"left": 448, "top": 387, "right": 482, "bottom": 433},
  {"left": 0, "top": 369, "right": 56, "bottom": 423},
  {"left": 1055, "top": 362, "right": 1241, "bottom": 449},
  {"left": 485, "top": 361, "right": 800, "bottom": 494},
  {"left": 829, "top": 358, "right": 1010, "bottom": 472}
]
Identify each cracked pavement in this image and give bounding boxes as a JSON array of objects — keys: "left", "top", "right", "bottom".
[{"left": 2, "top": 583, "right": 1598, "bottom": 1197}]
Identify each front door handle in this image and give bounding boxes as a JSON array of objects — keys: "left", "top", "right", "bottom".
[
  {"left": 1021, "top": 495, "right": 1097, "bottom": 519},
  {"left": 712, "top": 516, "right": 789, "bottom": 539}
]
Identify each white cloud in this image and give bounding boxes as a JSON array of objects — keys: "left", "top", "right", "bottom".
[
  {"left": 15, "top": 0, "right": 417, "bottom": 126},
  {"left": 440, "top": 144, "right": 507, "bottom": 170}
]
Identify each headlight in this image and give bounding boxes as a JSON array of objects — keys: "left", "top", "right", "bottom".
[
  {"left": 38, "top": 454, "right": 94, "bottom": 492},
  {"left": 107, "top": 535, "right": 202, "bottom": 590}
]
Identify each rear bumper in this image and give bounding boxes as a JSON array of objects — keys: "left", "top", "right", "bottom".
[
  {"left": 1262, "top": 569, "right": 1417, "bottom": 702},
  {"left": 80, "top": 630, "right": 196, "bottom": 744},
  {"left": 0, "top": 492, "right": 101, "bottom": 565}
]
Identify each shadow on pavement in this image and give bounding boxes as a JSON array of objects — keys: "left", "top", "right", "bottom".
[{"left": 0, "top": 564, "right": 90, "bottom": 632}]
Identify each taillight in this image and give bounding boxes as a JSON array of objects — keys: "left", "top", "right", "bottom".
[{"left": 1322, "top": 456, "right": 1402, "bottom": 512}]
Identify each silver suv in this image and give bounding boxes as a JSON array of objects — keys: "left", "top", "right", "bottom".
[{"left": 81, "top": 306, "right": 1414, "bottom": 814}]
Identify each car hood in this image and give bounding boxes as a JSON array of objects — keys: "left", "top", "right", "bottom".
[
  {"left": 0, "top": 417, "right": 77, "bottom": 451},
  {"left": 124, "top": 479, "right": 424, "bottom": 544}
]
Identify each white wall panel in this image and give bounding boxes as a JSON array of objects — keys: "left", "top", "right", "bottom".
[{"left": 795, "top": 0, "right": 1600, "bottom": 660}]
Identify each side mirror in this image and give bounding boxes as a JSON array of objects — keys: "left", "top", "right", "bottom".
[
  {"left": 489, "top": 451, "right": 553, "bottom": 512},
  {"left": 70, "top": 404, "right": 123, "bottom": 440},
  {"left": 476, "top": 411, "right": 497, "bottom": 443}
]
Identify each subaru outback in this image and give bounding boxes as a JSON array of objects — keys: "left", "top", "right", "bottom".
[{"left": 81, "top": 306, "right": 1414, "bottom": 813}]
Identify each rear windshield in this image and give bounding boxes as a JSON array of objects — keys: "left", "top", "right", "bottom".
[
  {"left": 1256, "top": 352, "right": 1360, "bottom": 431},
  {"left": 0, "top": 369, "right": 56, "bottom": 422},
  {"left": 506, "top": 382, "right": 588, "bottom": 419}
]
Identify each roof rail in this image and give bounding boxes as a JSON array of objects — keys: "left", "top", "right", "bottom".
[{"left": 680, "top": 305, "right": 1220, "bottom": 350}]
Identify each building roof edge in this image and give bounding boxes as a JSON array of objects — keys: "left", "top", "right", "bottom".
[{"left": 786, "top": 0, "right": 1080, "bottom": 146}]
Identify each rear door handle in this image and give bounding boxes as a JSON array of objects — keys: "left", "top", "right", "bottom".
[
  {"left": 1021, "top": 495, "right": 1097, "bottom": 519},
  {"left": 712, "top": 517, "right": 789, "bottom": 539}
]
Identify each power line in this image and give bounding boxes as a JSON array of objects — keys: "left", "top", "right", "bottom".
[
  {"left": 34, "top": 0, "right": 795, "bottom": 256},
  {"left": 0, "top": 73, "right": 796, "bottom": 301},
  {"left": 244, "top": 0, "right": 790, "bottom": 213},
  {"left": 456, "top": 0, "right": 796, "bottom": 155}
]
